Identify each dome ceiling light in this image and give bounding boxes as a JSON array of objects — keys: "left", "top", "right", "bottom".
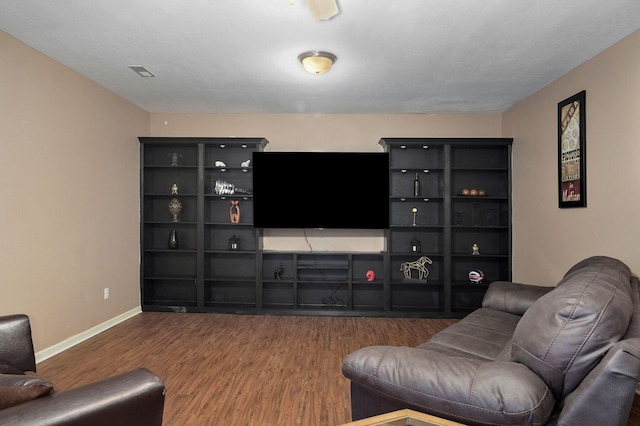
[{"left": 298, "top": 51, "right": 337, "bottom": 75}]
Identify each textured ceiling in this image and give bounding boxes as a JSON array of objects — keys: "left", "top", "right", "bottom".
[{"left": 1, "top": 0, "right": 638, "bottom": 114}]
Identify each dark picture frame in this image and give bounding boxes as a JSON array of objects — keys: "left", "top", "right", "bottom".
[{"left": 558, "top": 90, "right": 586, "bottom": 208}]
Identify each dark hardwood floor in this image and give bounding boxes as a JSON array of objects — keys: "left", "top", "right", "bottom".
[{"left": 36, "top": 313, "right": 640, "bottom": 425}]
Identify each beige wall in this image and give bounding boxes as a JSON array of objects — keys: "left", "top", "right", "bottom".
[
  {"left": 149, "top": 113, "right": 502, "bottom": 251},
  {"left": 0, "top": 31, "right": 149, "bottom": 351},
  {"left": 504, "top": 30, "right": 640, "bottom": 285}
]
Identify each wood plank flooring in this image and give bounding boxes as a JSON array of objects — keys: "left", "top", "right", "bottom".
[{"left": 36, "top": 313, "right": 640, "bottom": 425}]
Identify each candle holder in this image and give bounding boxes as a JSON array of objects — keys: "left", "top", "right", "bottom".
[
  {"left": 410, "top": 237, "right": 422, "bottom": 253},
  {"left": 228, "top": 235, "right": 239, "bottom": 251}
]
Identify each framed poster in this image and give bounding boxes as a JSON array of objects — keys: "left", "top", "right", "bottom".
[{"left": 558, "top": 90, "right": 586, "bottom": 208}]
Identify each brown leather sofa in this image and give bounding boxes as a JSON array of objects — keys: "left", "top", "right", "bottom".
[
  {"left": 343, "top": 256, "right": 640, "bottom": 425},
  {"left": 0, "top": 314, "right": 165, "bottom": 425}
]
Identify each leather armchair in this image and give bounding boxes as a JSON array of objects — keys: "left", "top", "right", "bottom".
[
  {"left": 0, "top": 314, "right": 165, "bottom": 425},
  {"left": 343, "top": 256, "right": 640, "bottom": 425}
]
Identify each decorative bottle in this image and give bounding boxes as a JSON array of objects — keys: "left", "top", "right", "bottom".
[
  {"left": 168, "top": 230, "right": 179, "bottom": 249},
  {"left": 413, "top": 173, "right": 421, "bottom": 196}
]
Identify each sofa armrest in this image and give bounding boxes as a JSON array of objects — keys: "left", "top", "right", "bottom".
[
  {"left": 554, "top": 338, "right": 640, "bottom": 426},
  {"left": 482, "top": 281, "right": 554, "bottom": 316},
  {"left": 343, "top": 346, "right": 555, "bottom": 425},
  {"left": 0, "top": 314, "right": 36, "bottom": 372},
  {"left": 0, "top": 368, "right": 165, "bottom": 426}
]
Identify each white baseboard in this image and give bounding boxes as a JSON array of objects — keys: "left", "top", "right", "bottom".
[{"left": 35, "top": 307, "right": 142, "bottom": 364}]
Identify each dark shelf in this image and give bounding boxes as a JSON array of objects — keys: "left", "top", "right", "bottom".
[
  {"left": 390, "top": 280, "right": 444, "bottom": 286},
  {"left": 144, "top": 300, "right": 197, "bottom": 307},
  {"left": 206, "top": 194, "right": 253, "bottom": 199},
  {"left": 144, "top": 165, "right": 198, "bottom": 169},
  {"left": 205, "top": 249, "right": 256, "bottom": 254},
  {"left": 144, "top": 275, "right": 196, "bottom": 280},
  {"left": 298, "top": 303, "right": 349, "bottom": 310}
]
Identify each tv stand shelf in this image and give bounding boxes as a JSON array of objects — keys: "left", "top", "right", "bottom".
[
  {"left": 139, "top": 137, "right": 511, "bottom": 318},
  {"left": 260, "top": 251, "right": 386, "bottom": 314}
]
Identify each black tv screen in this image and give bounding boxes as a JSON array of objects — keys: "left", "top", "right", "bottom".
[{"left": 252, "top": 152, "right": 389, "bottom": 229}]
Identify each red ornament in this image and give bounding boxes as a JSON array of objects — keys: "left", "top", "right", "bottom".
[{"left": 366, "top": 270, "right": 375, "bottom": 282}]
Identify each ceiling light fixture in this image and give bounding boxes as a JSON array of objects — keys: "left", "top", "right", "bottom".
[
  {"left": 298, "top": 51, "right": 337, "bottom": 75},
  {"left": 308, "top": 0, "right": 339, "bottom": 20}
]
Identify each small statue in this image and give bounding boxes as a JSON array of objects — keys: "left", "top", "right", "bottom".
[
  {"left": 171, "top": 183, "right": 178, "bottom": 194},
  {"left": 214, "top": 161, "right": 226, "bottom": 167},
  {"left": 472, "top": 243, "right": 480, "bottom": 255},
  {"left": 241, "top": 159, "right": 251, "bottom": 168},
  {"left": 400, "top": 256, "right": 433, "bottom": 280},
  {"left": 168, "top": 152, "right": 182, "bottom": 166},
  {"left": 274, "top": 264, "right": 285, "bottom": 280}
]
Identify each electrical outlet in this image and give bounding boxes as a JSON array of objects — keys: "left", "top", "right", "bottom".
[{"left": 104, "top": 288, "right": 109, "bottom": 299}]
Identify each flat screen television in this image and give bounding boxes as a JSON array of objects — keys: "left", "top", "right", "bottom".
[{"left": 252, "top": 152, "right": 389, "bottom": 229}]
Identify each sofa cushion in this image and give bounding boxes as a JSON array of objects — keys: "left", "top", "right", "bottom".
[
  {"left": 343, "top": 346, "right": 555, "bottom": 425},
  {"left": 417, "top": 308, "right": 520, "bottom": 361},
  {"left": 511, "top": 256, "right": 633, "bottom": 399},
  {"left": 0, "top": 359, "right": 24, "bottom": 375},
  {"left": 0, "top": 373, "right": 53, "bottom": 410}
]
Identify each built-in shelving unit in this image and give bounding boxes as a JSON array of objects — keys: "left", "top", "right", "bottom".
[
  {"left": 140, "top": 137, "right": 267, "bottom": 312},
  {"left": 140, "top": 137, "right": 512, "bottom": 317},
  {"left": 381, "top": 137, "right": 512, "bottom": 315}
]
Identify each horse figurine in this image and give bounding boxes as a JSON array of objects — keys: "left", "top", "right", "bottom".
[{"left": 400, "top": 256, "right": 433, "bottom": 280}]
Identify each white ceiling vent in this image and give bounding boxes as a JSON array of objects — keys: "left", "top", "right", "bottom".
[{"left": 128, "top": 65, "right": 155, "bottom": 78}]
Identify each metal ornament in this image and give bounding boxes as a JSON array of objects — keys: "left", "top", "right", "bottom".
[{"left": 168, "top": 198, "right": 182, "bottom": 222}]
